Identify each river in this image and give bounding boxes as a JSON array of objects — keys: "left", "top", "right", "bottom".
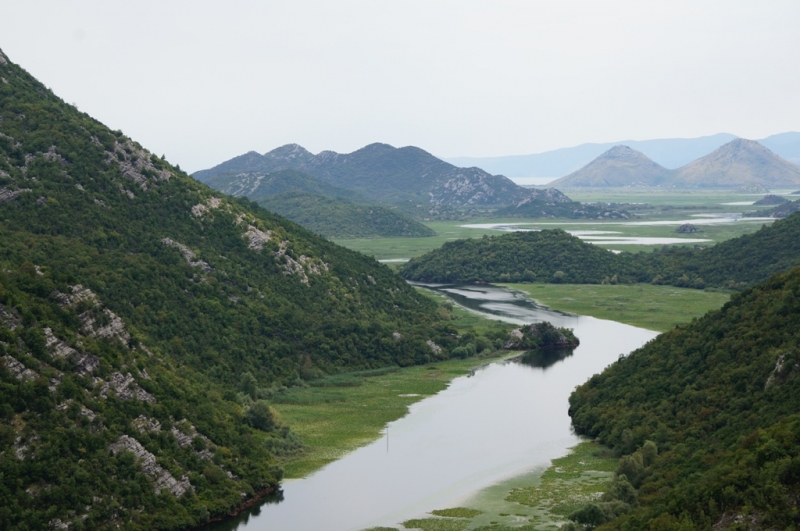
[{"left": 205, "top": 283, "right": 658, "bottom": 531}]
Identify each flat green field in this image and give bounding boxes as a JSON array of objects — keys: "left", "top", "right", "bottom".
[{"left": 504, "top": 283, "right": 731, "bottom": 332}]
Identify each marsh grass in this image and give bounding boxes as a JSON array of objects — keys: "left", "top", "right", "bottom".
[
  {"left": 431, "top": 508, "right": 484, "bottom": 518},
  {"left": 506, "top": 283, "right": 730, "bottom": 332},
  {"left": 505, "top": 442, "right": 616, "bottom": 520},
  {"left": 275, "top": 354, "right": 510, "bottom": 478},
  {"left": 401, "top": 518, "right": 470, "bottom": 531}
]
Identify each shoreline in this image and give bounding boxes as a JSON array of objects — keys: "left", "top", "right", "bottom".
[{"left": 194, "top": 484, "right": 278, "bottom": 530}]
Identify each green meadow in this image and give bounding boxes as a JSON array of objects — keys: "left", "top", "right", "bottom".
[{"left": 504, "top": 283, "right": 731, "bottom": 332}]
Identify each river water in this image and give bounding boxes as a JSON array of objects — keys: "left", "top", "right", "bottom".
[{"left": 207, "top": 284, "right": 658, "bottom": 531}]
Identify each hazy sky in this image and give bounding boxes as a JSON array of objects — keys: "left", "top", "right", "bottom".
[{"left": 2, "top": 1, "right": 799, "bottom": 172}]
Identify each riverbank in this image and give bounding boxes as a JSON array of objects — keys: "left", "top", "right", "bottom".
[
  {"left": 363, "top": 440, "right": 617, "bottom": 531},
  {"left": 503, "top": 282, "right": 731, "bottom": 332}
]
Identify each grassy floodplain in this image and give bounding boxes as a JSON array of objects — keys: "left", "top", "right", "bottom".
[{"left": 503, "top": 283, "right": 731, "bottom": 332}]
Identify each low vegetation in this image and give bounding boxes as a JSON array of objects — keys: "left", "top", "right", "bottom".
[{"left": 505, "top": 283, "right": 731, "bottom": 332}]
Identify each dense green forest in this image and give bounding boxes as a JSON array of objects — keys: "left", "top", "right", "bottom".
[
  {"left": 401, "top": 214, "right": 800, "bottom": 290},
  {"left": 257, "top": 191, "right": 436, "bottom": 238},
  {"left": 0, "top": 48, "right": 482, "bottom": 529},
  {"left": 200, "top": 168, "right": 437, "bottom": 237},
  {"left": 566, "top": 265, "right": 800, "bottom": 529}
]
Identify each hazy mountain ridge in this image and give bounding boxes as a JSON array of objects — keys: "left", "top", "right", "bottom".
[
  {"left": 550, "top": 138, "right": 800, "bottom": 189},
  {"left": 194, "top": 142, "right": 559, "bottom": 209},
  {"left": 447, "top": 132, "right": 800, "bottom": 178},
  {"left": 550, "top": 145, "right": 673, "bottom": 188}
]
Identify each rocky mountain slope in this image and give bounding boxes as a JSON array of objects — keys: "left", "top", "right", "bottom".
[
  {"left": 549, "top": 145, "right": 673, "bottom": 188},
  {"left": 0, "top": 48, "right": 456, "bottom": 530},
  {"left": 193, "top": 143, "right": 564, "bottom": 212}
]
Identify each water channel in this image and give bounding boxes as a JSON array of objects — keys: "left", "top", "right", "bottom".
[{"left": 207, "top": 284, "right": 658, "bottom": 531}]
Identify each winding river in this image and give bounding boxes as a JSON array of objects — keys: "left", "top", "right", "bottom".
[{"left": 206, "top": 284, "right": 658, "bottom": 531}]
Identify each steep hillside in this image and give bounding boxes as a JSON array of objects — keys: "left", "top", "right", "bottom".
[
  {"left": 194, "top": 143, "right": 558, "bottom": 210},
  {"left": 567, "top": 265, "right": 800, "bottom": 529},
  {"left": 550, "top": 145, "right": 674, "bottom": 188},
  {"left": 258, "top": 191, "right": 437, "bottom": 238},
  {"left": 201, "top": 169, "right": 434, "bottom": 238},
  {"left": 401, "top": 213, "right": 800, "bottom": 290},
  {"left": 0, "top": 48, "right": 455, "bottom": 529},
  {"left": 674, "top": 138, "right": 800, "bottom": 188},
  {"left": 204, "top": 168, "right": 365, "bottom": 202}
]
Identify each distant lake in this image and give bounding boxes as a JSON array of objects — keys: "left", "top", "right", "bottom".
[{"left": 205, "top": 284, "right": 657, "bottom": 531}]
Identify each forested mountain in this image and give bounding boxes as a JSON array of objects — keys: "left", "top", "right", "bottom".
[
  {"left": 204, "top": 168, "right": 366, "bottom": 203},
  {"left": 548, "top": 139, "right": 800, "bottom": 189},
  {"left": 0, "top": 48, "right": 459, "bottom": 529},
  {"left": 200, "top": 168, "right": 434, "bottom": 238},
  {"left": 401, "top": 213, "right": 800, "bottom": 290},
  {"left": 257, "top": 191, "right": 436, "bottom": 238},
  {"left": 193, "top": 142, "right": 567, "bottom": 211},
  {"left": 567, "top": 265, "right": 800, "bottom": 529}
]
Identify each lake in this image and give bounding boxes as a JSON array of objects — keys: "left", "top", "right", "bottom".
[{"left": 206, "top": 284, "right": 658, "bottom": 531}]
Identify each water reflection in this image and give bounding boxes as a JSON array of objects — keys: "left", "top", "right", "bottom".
[{"left": 518, "top": 348, "right": 575, "bottom": 370}]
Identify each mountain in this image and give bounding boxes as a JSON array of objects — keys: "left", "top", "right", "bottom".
[
  {"left": 401, "top": 212, "right": 800, "bottom": 290},
  {"left": 567, "top": 265, "right": 800, "bottom": 529},
  {"left": 193, "top": 143, "right": 553, "bottom": 210},
  {"left": 199, "top": 168, "right": 434, "bottom": 238},
  {"left": 672, "top": 138, "right": 800, "bottom": 188},
  {"left": 549, "top": 146, "right": 673, "bottom": 188},
  {"left": 204, "top": 168, "right": 366, "bottom": 202},
  {"left": 0, "top": 49, "right": 463, "bottom": 529},
  {"left": 257, "top": 191, "right": 437, "bottom": 238},
  {"left": 445, "top": 132, "right": 800, "bottom": 178}
]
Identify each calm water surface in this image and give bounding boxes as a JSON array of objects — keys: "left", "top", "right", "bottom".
[{"left": 207, "top": 284, "right": 658, "bottom": 531}]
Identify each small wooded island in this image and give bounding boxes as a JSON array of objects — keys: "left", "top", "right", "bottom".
[{"left": 504, "top": 321, "right": 580, "bottom": 351}]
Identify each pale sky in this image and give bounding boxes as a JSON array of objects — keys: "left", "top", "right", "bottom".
[{"left": 2, "top": 1, "right": 799, "bottom": 172}]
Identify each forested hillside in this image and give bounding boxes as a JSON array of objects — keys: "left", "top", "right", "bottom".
[
  {"left": 0, "top": 48, "right": 456, "bottom": 529},
  {"left": 200, "top": 168, "right": 436, "bottom": 238},
  {"left": 567, "top": 265, "right": 800, "bottom": 529},
  {"left": 401, "top": 213, "right": 800, "bottom": 290},
  {"left": 257, "top": 191, "right": 436, "bottom": 238}
]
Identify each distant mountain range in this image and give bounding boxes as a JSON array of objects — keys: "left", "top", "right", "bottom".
[
  {"left": 551, "top": 139, "right": 800, "bottom": 189},
  {"left": 447, "top": 132, "right": 800, "bottom": 178},
  {"left": 194, "top": 143, "right": 584, "bottom": 220}
]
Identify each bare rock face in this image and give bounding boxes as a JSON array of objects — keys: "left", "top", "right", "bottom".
[
  {"left": 100, "top": 372, "right": 156, "bottom": 403},
  {"left": 1, "top": 355, "right": 38, "bottom": 381},
  {"left": 0, "top": 187, "right": 32, "bottom": 203},
  {"left": 104, "top": 140, "right": 171, "bottom": 190},
  {"left": 109, "top": 435, "right": 192, "bottom": 496},
  {"left": 676, "top": 223, "right": 699, "bottom": 233},
  {"left": 244, "top": 225, "right": 272, "bottom": 250},
  {"left": 191, "top": 196, "right": 224, "bottom": 217},
  {"left": 162, "top": 238, "right": 212, "bottom": 272},
  {"left": 426, "top": 340, "right": 442, "bottom": 356},
  {"left": 80, "top": 308, "right": 131, "bottom": 345}
]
